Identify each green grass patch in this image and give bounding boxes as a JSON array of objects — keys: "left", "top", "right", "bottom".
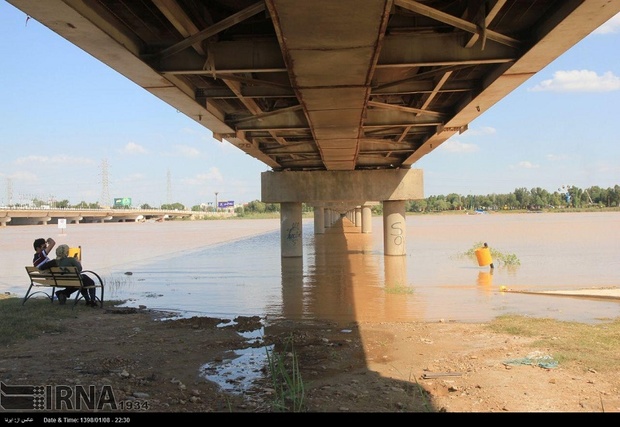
[
  {"left": 265, "top": 334, "right": 305, "bottom": 412},
  {"left": 0, "top": 296, "right": 124, "bottom": 346},
  {"left": 487, "top": 315, "right": 620, "bottom": 373},
  {"left": 385, "top": 285, "right": 415, "bottom": 295}
]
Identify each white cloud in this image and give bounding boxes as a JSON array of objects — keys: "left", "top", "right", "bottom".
[
  {"left": 8, "top": 171, "right": 38, "bottom": 182},
  {"left": 181, "top": 167, "right": 224, "bottom": 186},
  {"left": 14, "top": 155, "right": 94, "bottom": 165},
  {"left": 546, "top": 153, "right": 568, "bottom": 162},
  {"left": 121, "top": 142, "right": 148, "bottom": 154},
  {"left": 439, "top": 139, "right": 479, "bottom": 153},
  {"left": 511, "top": 161, "right": 540, "bottom": 169},
  {"left": 593, "top": 12, "right": 620, "bottom": 34},
  {"left": 173, "top": 144, "right": 201, "bottom": 157},
  {"left": 466, "top": 126, "right": 496, "bottom": 136},
  {"left": 529, "top": 70, "right": 620, "bottom": 92},
  {"left": 120, "top": 173, "right": 146, "bottom": 182}
]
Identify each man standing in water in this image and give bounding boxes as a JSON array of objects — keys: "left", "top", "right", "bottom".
[{"left": 484, "top": 242, "right": 495, "bottom": 269}]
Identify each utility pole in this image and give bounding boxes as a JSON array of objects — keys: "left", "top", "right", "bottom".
[
  {"left": 6, "top": 178, "right": 12, "bottom": 206},
  {"left": 100, "top": 159, "right": 110, "bottom": 208},
  {"left": 215, "top": 192, "right": 219, "bottom": 212},
  {"left": 166, "top": 169, "right": 172, "bottom": 204}
]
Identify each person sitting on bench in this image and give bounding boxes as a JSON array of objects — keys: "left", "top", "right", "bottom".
[{"left": 42, "top": 244, "right": 97, "bottom": 307}]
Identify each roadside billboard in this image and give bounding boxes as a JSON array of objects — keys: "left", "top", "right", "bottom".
[
  {"left": 218, "top": 201, "right": 234, "bottom": 208},
  {"left": 114, "top": 197, "right": 132, "bottom": 207}
]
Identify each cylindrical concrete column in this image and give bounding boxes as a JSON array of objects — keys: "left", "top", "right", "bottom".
[
  {"left": 355, "top": 207, "right": 361, "bottom": 227},
  {"left": 314, "top": 206, "right": 325, "bottom": 234},
  {"left": 361, "top": 204, "right": 372, "bottom": 233},
  {"left": 382, "top": 200, "right": 406, "bottom": 256},
  {"left": 384, "top": 253, "right": 407, "bottom": 288},
  {"left": 328, "top": 210, "right": 336, "bottom": 227},
  {"left": 280, "top": 202, "right": 303, "bottom": 258}
]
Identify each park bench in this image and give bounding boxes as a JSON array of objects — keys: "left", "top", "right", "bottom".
[{"left": 23, "top": 266, "right": 105, "bottom": 308}]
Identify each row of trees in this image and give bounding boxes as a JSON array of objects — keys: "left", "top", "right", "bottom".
[
  {"left": 9, "top": 185, "right": 620, "bottom": 214},
  {"left": 407, "top": 185, "right": 620, "bottom": 213},
  {"left": 234, "top": 185, "right": 620, "bottom": 214}
]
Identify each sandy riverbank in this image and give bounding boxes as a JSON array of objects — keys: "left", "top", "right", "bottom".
[{"left": 0, "top": 219, "right": 281, "bottom": 295}]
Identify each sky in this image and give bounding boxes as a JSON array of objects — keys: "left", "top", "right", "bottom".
[{"left": 1, "top": 2, "right": 619, "bottom": 208}]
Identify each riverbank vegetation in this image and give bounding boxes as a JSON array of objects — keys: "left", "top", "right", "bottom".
[
  {"left": 234, "top": 184, "right": 620, "bottom": 216},
  {"left": 406, "top": 185, "right": 620, "bottom": 214},
  {"left": 231, "top": 185, "right": 620, "bottom": 216}
]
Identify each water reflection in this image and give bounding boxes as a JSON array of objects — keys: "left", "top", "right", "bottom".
[
  {"left": 477, "top": 270, "right": 493, "bottom": 287},
  {"left": 280, "top": 257, "right": 303, "bottom": 319}
]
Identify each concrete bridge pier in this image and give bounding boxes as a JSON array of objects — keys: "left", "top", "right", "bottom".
[
  {"left": 263, "top": 169, "right": 423, "bottom": 259},
  {"left": 313, "top": 205, "right": 325, "bottom": 234},
  {"left": 383, "top": 200, "right": 407, "bottom": 256},
  {"left": 280, "top": 202, "right": 303, "bottom": 258},
  {"left": 37, "top": 217, "right": 51, "bottom": 225},
  {"left": 361, "top": 204, "right": 372, "bottom": 234},
  {"left": 324, "top": 210, "right": 333, "bottom": 227},
  {"left": 355, "top": 206, "right": 362, "bottom": 228}
]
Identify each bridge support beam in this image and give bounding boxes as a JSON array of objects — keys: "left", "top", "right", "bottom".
[{"left": 262, "top": 169, "right": 423, "bottom": 204}]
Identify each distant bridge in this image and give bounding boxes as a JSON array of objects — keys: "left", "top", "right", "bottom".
[{"left": 0, "top": 208, "right": 199, "bottom": 227}]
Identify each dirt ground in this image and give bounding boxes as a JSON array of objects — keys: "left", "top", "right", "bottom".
[{"left": 1, "top": 302, "right": 619, "bottom": 415}]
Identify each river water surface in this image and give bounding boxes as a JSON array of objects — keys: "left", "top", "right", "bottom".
[{"left": 106, "top": 212, "right": 619, "bottom": 325}]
